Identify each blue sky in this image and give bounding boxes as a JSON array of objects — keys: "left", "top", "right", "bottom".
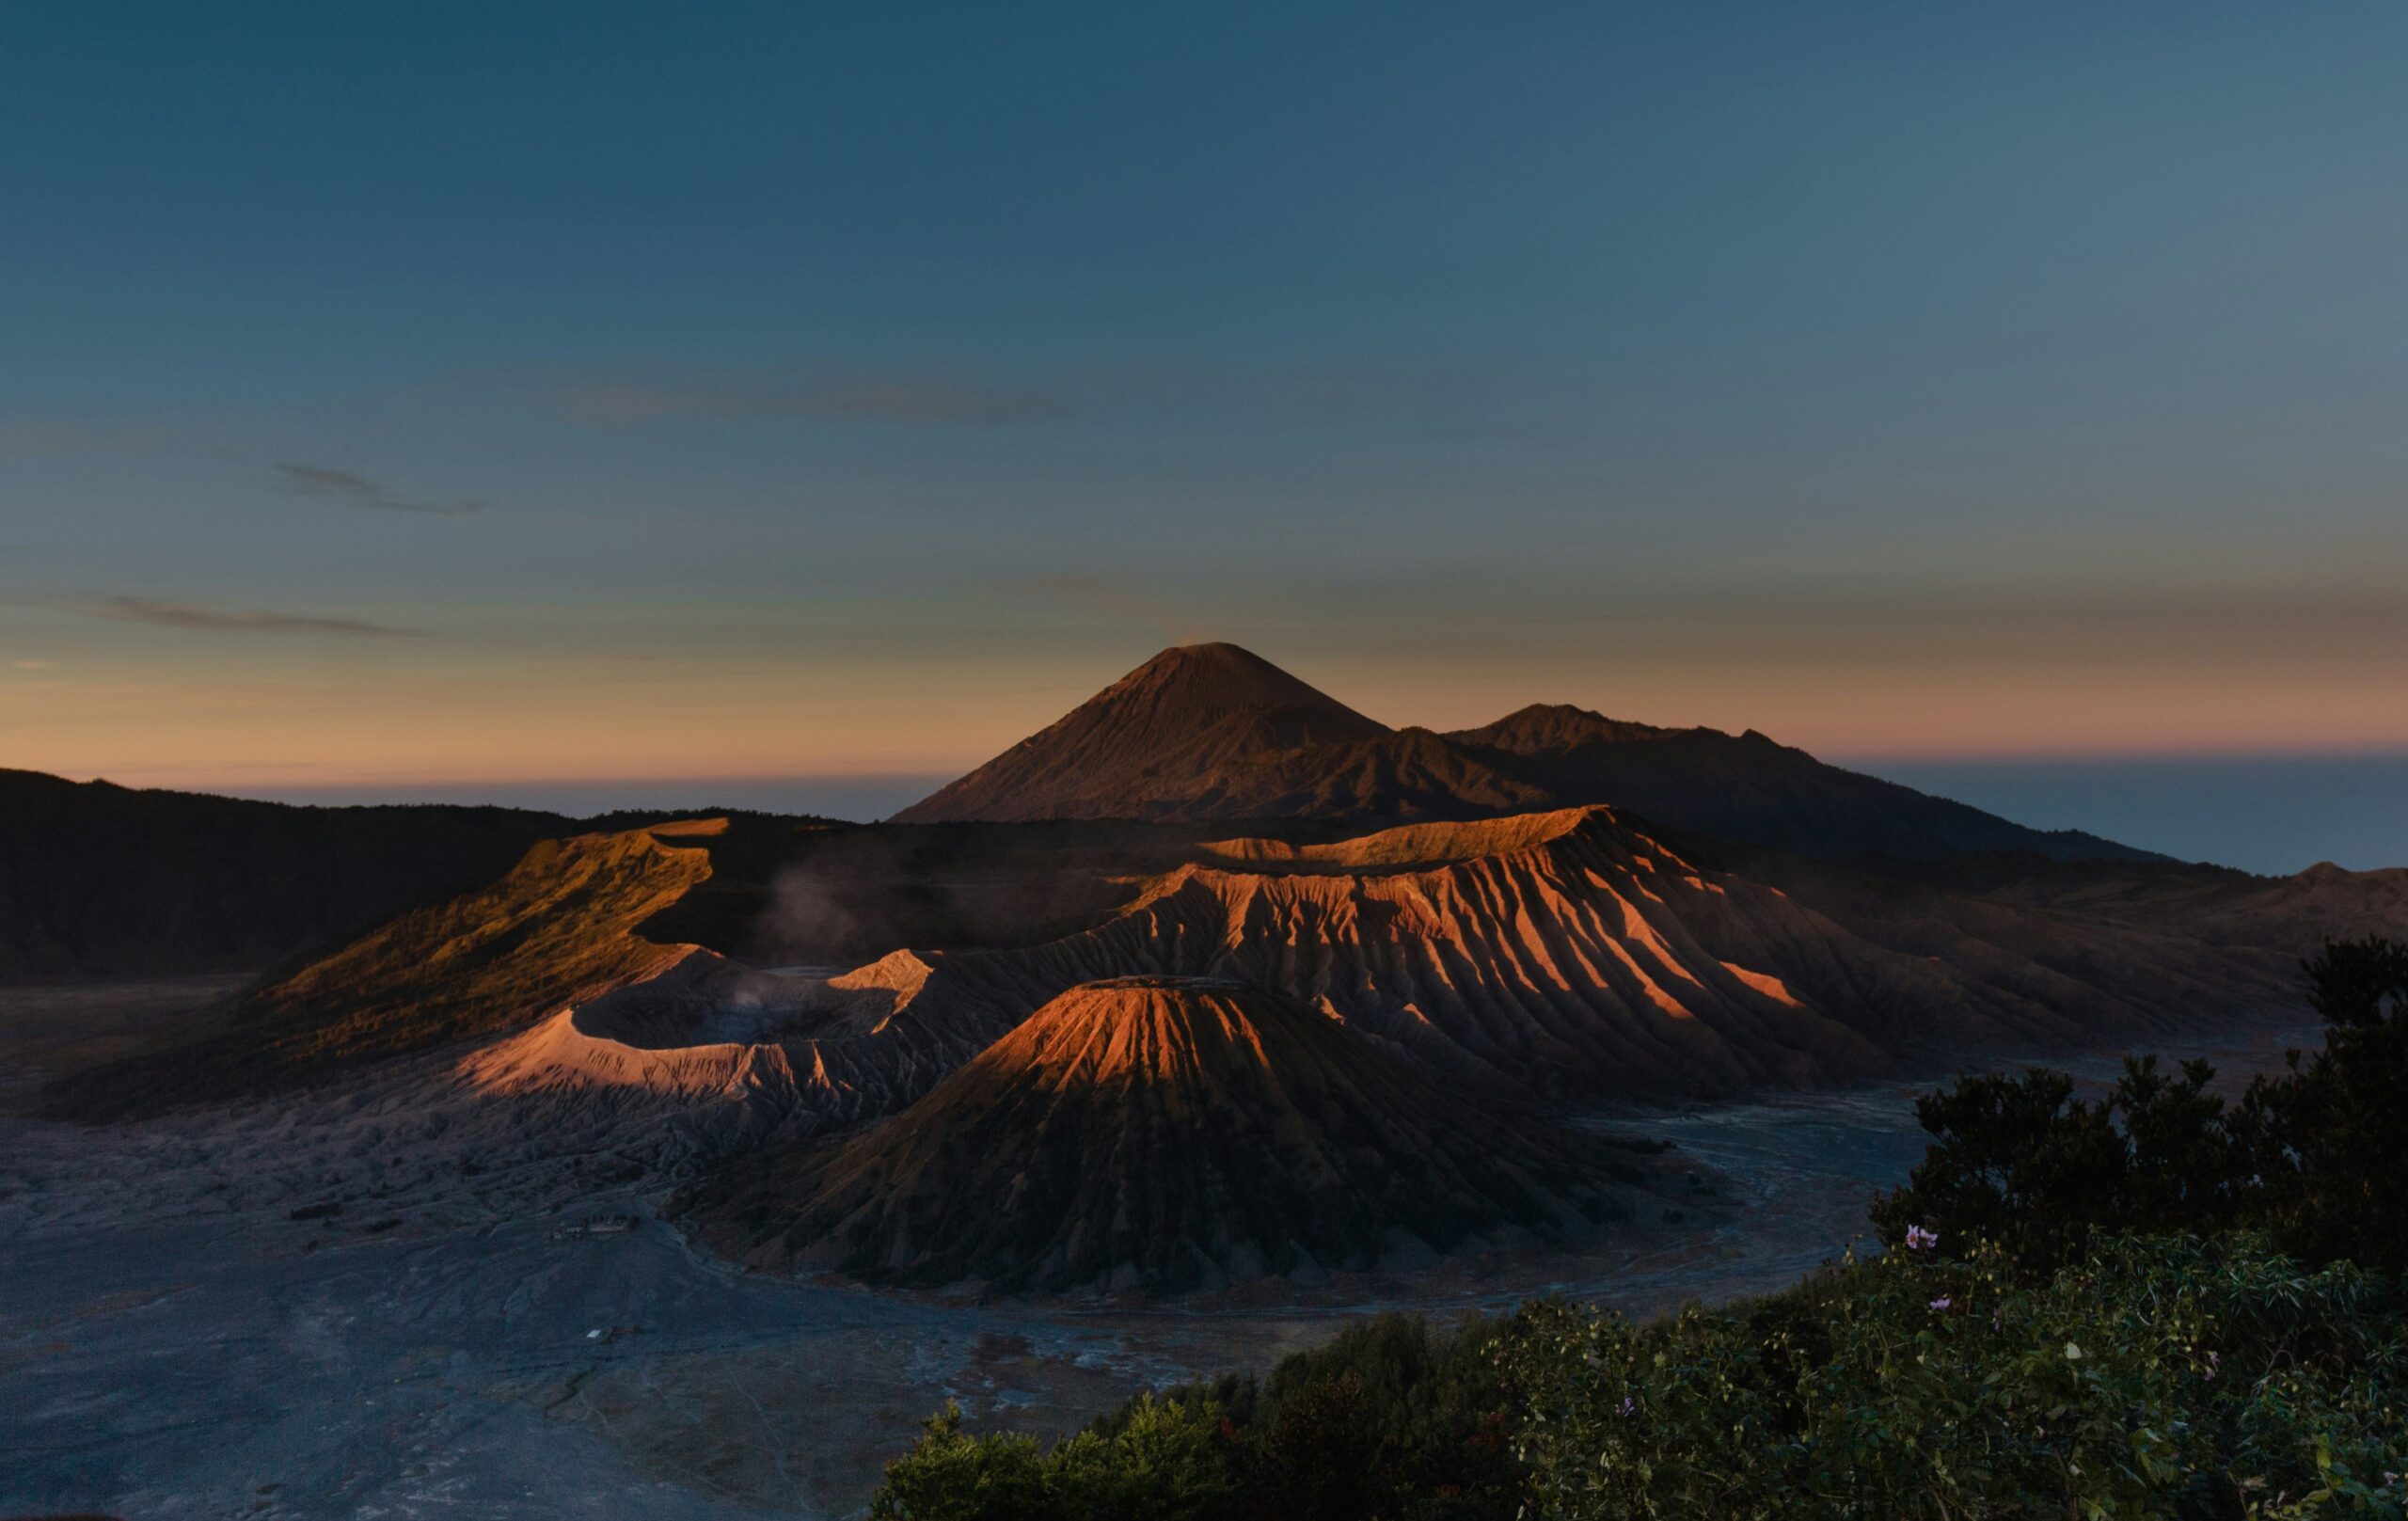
[{"left": 4, "top": 3, "right": 2405, "bottom": 825}]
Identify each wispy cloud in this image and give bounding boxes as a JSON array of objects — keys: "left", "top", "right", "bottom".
[
  {"left": 274, "top": 462, "right": 483, "bottom": 517},
  {"left": 540, "top": 358, "right": 1589, "bottom": 440},
  {"left": 50, "top": 594, "right": 415, "bottom": 638},
  {"left": 560, "top": 375, "right": 1060, "bottom": 427}
]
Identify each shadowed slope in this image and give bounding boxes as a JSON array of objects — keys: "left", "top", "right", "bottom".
[
  {"left": 40, "top": 822, "right": 718, "bottom": 1118},
  {"left": 1890, "top": 851, "right": 2408, "bottom": 952},
  {"left": 892, "top": 643, "right": 1388, "bottom": 823},
  {"left": 676, "top": 976, "right": 1650, "bottom": 1293},
  {"left": 1171, "top": 726, "right": 1551, "bottom": 823},
  {"left": 1447, "top": 705, "right": 2162, "bottom": 864},
  {"left": 0, "top": 768, "right": 572, "bottom": 982}
]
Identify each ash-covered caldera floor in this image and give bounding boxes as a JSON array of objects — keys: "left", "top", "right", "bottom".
[{"left": 0, "top": 979, "right": 2319, "bottom": 1521}]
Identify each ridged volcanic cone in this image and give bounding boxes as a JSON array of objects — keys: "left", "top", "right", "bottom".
[{"left": 677, "top": 975, "right": 1652, "bottom": 1293}]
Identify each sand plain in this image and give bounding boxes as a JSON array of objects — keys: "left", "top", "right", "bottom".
[{"left": 0, "top": 978, "right": 2320, "bottom": 1519}]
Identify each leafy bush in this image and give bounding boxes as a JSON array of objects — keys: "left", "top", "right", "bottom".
[
  {"left": 870, "top": 1395, "right": 1233, "bottom": 1521},
  {"left": 1506, "top": 1234, "right": 2406, "bottom": 1520},
  {"left": 1876, "top": 938, "right": 2408, "bottom": 1276},
  {"left": 872, "top": 1314, "right": 1523, "bottom": 1521},
  {"left": 874, "top": 1241, "right": 2408, "bottom": 1520}
]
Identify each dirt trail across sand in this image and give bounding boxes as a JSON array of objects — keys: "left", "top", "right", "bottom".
[{"left": 0, "top": 980, "right": 2321, "bottom": 1519}]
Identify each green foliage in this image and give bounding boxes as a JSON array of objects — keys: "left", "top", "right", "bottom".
[
  {"left": 871, "top": 1315, "right": 1523, "bottom": 1521},
  {"left": 1866, "top": 1054, "right": 2253, "bottom": 1275},
  {"left": 872, "top": 1395, "right": 1233, "bottom": 1521},
  {"left": 876, "top": 1243, "right": 2408, "bottom": 1521},
  {"left": 2259, "top": 938, "right": 2408, "bottom": 1275},
  {"left": 1877, "top": 937, "right": 2408, "bottom": 1276},
  {"left": 1244, "top": 1314, "right": 1523, "bottom": 1521},
  {"left": 1505, "top": 1234, "right": 2407, "bottom": 1520},
  {"left": 868, "top": 1404, "right": 1047, "bottom": 1521}
]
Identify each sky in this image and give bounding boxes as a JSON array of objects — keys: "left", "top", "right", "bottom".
[{"left": 4, "top": 4, "right": 2405, "bottom": 864}]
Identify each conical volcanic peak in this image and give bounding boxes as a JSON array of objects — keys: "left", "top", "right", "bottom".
[
  {"left": 1096, "top": 643, "right": 1379, "bottom": 725},
  {"left": 977, "top": 974, "right": 1333, "bottom": 1090},
  {"left": 892, "top": 643, "right": 1388, "bottom": 823},
  {"left": 675, "top": 974, "right": 1649, "bottom": 1294}
]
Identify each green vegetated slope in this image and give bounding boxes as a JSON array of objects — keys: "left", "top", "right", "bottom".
[
  {"left": 40, "top": 820, "right": 717, "bottom": 1117},
  {"left": 866, "top": 940, "right": 2408, "bottom": 1521}
]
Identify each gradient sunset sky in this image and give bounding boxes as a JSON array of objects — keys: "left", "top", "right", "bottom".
[{"left": 5, "top": 4, "right": 2404, "bottom": 809}]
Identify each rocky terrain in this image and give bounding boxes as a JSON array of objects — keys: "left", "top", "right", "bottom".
[
  {"left": 7, "top": 642, "right": 2402, "bottom": 1515},
  {"left": 0, "top": 975, "right": 2322, "bottom": 1520},
  {"left": 17, "top": 641, "right": 2407, "bottom": 1311},
  {"left": 422, "top": 800, "right": 2315, "bottom": 1196},
  {"left": 678, "top": 976, "right": 1664, "bottom": 1293},
  {"left": 879, "top": 807, "right": 2262, "bottom": 1097}
]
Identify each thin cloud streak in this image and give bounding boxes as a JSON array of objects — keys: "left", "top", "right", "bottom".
[
  {"left": 274, "top": 462, "right": 483, "bottom": 516},
  {"left": 560, "top": 378, "right": 1061, "bottom": 426},
  {"left": 52, "top": 594, "right": 415, "bottom": 638}
]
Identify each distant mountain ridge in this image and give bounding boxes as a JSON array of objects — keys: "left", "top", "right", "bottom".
[
  {"left": 1442, "top": 704, "right": 2154, "bottom": 864},
  {"left": 893, "top": 646, "right": 2167, "bottom": 865},
  {"left": 0, "top": 769, "right": 573, "bottom": 982}
]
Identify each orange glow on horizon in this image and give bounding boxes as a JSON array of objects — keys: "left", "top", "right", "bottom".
[{"left": 10, "top": 647, "right": 2406, "bottom": 798}]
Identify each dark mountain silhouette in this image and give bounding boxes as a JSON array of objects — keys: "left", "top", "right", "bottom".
[
  {"left": 0, "top": 769, "right": 573, "bottom": 982},
  {"left": 892, "top": 646, "right": 2165, "bottom": 865},
  {"left": 892, "top": 642, "right": 1388, "bottom": 823},
  {"left": 674, "top": 975, "right": 1651, "bottom": 1293},
  {"left": 1445, "top": 705, "right": 2162, "bottom": 864}
]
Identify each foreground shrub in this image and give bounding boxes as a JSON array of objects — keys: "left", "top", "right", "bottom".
[
  {"left": 1506, "top": 1234, "right": 2405, "bottom": 1520},
  {"left": 873, "top": 1239, "right": 2405, "bottom": 1520},
  {"left": 872, "top": 1313, "right": 1522, "bottom": 1520},
  {"left": 871, "top": 1394, "right": 1233, "bottom": 1521},
  {"left": 1875, "top": 938, "right": 2408, "bottom": 1277}
]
